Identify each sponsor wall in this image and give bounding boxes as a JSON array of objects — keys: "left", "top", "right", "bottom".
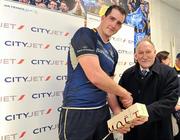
[
  {"left": 0, "top": 1, "right": 134, "bottom": 140},
  {"left": 0, "top": 0, "right": 84, "bottom": 139}
]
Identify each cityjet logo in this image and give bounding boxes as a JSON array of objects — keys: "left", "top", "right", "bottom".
[
  {"left": 5, "top": 108, "right": 52, "bottom": 121},
  {"left": 4, "top": 40, "right": 50, "bottom": 49},
  {"left": 0, "top": 22, "right": 24, "bottom": 30},
  {"left": 31, "top": 59, "right": 66, "bottom": 66},
  {"left": 112, "top": 37, "right": 134, "bottom": 44},
  {"left": 129, "top": 61, "right": 135, "bottom": 66},
  {"left": 0, "top": 95, "right": 25, "bottom": 102},
  {"left": 32, "top": 91, "right": 62, "bottom": 99},
  {"left": 56, "top": 75, "right": 67, "bottom": 81},
  {"left": 31, "top": 27, "right": 69, "bottom": 36},
  {"left": 117, "top": 50, "right": 134, "bottom": 55},
  {"left": 4, "top": 75, "right": 51, "bottom": 83},
  {"left": 0, "top": 58, "right": 24, "bottom": 64},
  {"left": 128, "top": 39, "right": 134, "bottom": 44},
  {"left": 117, "top": 61, "right": 127, "bottom": 66},
  {"left": 0, "top": 131, "right": 26, "bottom": 140},
  {"left": 55, "top": 45, "right": 70, "bottom": 51},
  {"left": 33, "top": 124, "right": 58, "bottom": 134},
  {"left": 117, "top": 61, "right": 134, "bottom": 66},
  {"left": 111, "top": 37, "right": 126, "bottom": 42}
]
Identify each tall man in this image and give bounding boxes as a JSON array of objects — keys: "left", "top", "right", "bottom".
[
  {"left": 59, "top": 5, "right": 133, "bottom": 140},
  {"left": 118, "top": 38, "right": 179, "bottom": 140}
]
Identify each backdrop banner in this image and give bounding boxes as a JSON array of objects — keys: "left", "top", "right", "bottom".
[
  {"left": 0, "top": 1, "right": 134, "bottom": 140},
  {"left": 0, "top": 0, "right": 83, "bottom": 139}
]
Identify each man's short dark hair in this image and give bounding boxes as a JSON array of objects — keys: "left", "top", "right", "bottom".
[
  {"left": 105, "top": 5, "right": 126, "bottom": 17},
  {"left": 156, "top": 51, "right": 169, "bottom": 63},
  {"left": 176, "top": 53, "right": 180, "bottom": 59}
]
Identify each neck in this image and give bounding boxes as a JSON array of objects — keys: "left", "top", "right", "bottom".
[
  {"left": 96, "top": 27, "right": 109, "bottom": 43},
  {"left": 140, "top": 66, "right": 149, "bottom": 71}
]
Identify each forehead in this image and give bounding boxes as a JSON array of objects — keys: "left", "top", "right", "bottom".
[
  {"left": 61, "top": 2, "right": 67, "bottom": 5},
  {"left": 50, "top": 1, "right": 57, "bottom": 4},
  {"left": 136, "top": 41, "right": 155, "bottom": 51},
  {"left": 107, "top": 9, "right": 125, "bottom": 21},
  {"left": 108, "top": 9, "right": 122, "bottom": 16}
]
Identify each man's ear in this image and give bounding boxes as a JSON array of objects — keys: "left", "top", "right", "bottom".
[
  {"left": 134, "top": 53, "right": 137, "bottom": 61},
  {"left": 101, "top": 15, "right": 105, "bottom": 21},
  {"left": 154, "top": 49, "right": 156, "bottom": 54}
]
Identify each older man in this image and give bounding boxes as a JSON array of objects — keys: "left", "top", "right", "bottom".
[
  {"left": 174, "top": 53, "right": 180, "bottom": 140},
  {"left": 118, "top": 38, "right": 179, "bottom": 140},
  {"left": 174, "top": 53, "right": 180, "bottom": 75}
]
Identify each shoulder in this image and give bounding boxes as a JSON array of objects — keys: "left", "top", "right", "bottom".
[
  {"left": 160, "top": 63, "right": 176, "bottom": 74},
  {"left": 119, "top": 65, "right": 136, "bottom": 84},
  {"left": 72, "top": 27, "right": 96, "bottom": 41},
  {"left": 153, "top": 63, "right": 177, "bottom": 80},
  {"left": 122, "top": 65, "right": 136, "bottom": 76},
  {"left": 74, "top": 27, "right": 94, "bottom": 35}
]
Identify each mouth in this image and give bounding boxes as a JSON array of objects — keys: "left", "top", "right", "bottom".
[{"left": 107, "top": 26, "right": 114, "bottom": 31}]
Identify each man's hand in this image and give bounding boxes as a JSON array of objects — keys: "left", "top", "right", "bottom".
[
  {"left": 175, "top": 104, "right": 180, "bottom": 111},
  {"left": 120, "top": 91, "right": 133, "bottom": 108},
  {"left": 131, "top": 117, "right": 148, "bottom": 127},
  {"left": 116, "top": 125, "right": 131, "bottom": 134}
]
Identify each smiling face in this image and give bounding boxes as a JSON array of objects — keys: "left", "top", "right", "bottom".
[
  {"left": 60, "top": 1, "right": 69, "bottom": 12},
  {"left": 48, "top": 1, "right": 57, "bottom": 10},
  {"left": 135, "top": 40, "right": 156, "bottom": 69},
  {"left": 98, "top": 8, "right": 125, "bottom": 42}
]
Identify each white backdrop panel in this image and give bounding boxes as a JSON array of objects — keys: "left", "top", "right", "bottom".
[{"left": 0, "top": 0, "right": 84, "bottom": 140}]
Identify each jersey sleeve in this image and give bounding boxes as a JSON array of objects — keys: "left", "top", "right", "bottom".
[
  {"left": 71, "top": 27, "right": 97, "bottom": 57},
  {"left": 112, "top": 48, "right": 119, "bottom": 75}
]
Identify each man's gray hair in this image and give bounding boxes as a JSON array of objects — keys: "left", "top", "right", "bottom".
[{"left": 135, "top": 37, "right": 155, "bottom": 52}]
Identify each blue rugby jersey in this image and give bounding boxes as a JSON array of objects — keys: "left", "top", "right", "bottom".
[{"left": 62, "top": 27, "right": 118, "bottom": 107}]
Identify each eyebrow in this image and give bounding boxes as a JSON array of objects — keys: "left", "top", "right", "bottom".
[{"left": 109, "top": 15, "right": 123, "bottom": 25}]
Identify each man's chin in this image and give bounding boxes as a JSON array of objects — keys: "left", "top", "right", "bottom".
[{"left": 140, "top": 64, "right": 151, "bottom": 69}]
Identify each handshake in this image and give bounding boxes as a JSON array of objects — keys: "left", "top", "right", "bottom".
[{"left": 107, "top": 103, "right": 149, "bottom": 132}]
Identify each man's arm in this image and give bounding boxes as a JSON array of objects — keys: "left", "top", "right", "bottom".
[
  {"left": 108, "top": 93, "right": 122, "bottom": 115},
  {"left": 78, "top": 55, "right": 133, "bottom": 108},
  {"left": 108, "top": 93, "right": 132, "bottom": 133}
]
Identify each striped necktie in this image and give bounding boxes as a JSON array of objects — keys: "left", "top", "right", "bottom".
[{"left": 141, "top": 69, "right": 148, "bottom": 76}]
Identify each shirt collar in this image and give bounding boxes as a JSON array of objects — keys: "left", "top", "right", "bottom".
[{"left": 140, "top": 66, "right": 150, "bottom": 72}]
